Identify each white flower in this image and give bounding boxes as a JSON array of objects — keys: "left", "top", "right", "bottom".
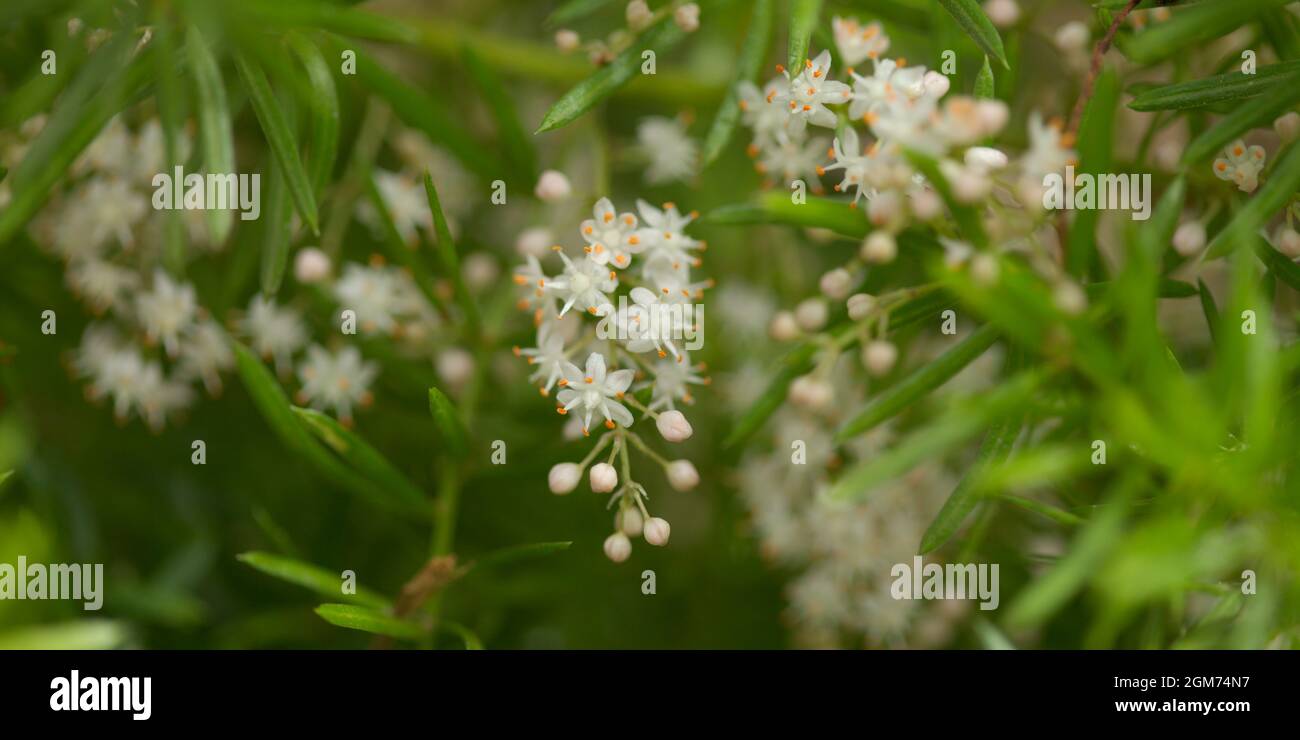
[
  {"left": 137, "top": 370, "right": 194, "bottom": 433},
  {"left": 737, "top": 79, "right": 791, "bottom": 151},
  {"left": 135, "top": 269, "right": 197, "bottom": 357},
  {"left": 1054, "top": 21, "right": 1090, "bottom": 54},
  {"left": 757, "top": 134, "right": 829, "bottom": 186},
  {"left": 776, "top": 50, "right": 852, "bottom": 132},
  {"left": 820, "top": 127, "right": 874, "bottom": 205},
  {"left": 334, "top": 262, "right": 409, "bottom": 334},
  {"left": 666, "top": 460, "right": 700, "bottom": 491},
  {"left": 1021, "top": 112, "right": 1076, "bottom": 184},
  {"left": 515, "top": 320, "right": 570, "bottom": 397},
  {"left": 545, "top": 249, "right": 619, "bottom": 317},
  {"left": 240, "top": 295, "right": 308, "bottom": 376},
  {"left": 604, "top": 531, "right": 633, "bottom": 562},
  {"left": 620, "top": 286, "right": 691, "bottom": 360},
  {"left": 555, "top": 352, "right": 635, "bottom": 434},
  {"left": 655, "top": 408, "right": 694, "bottom": 442},
  {"left": 589, "top": 462, "right": 618, "bottom": 493},
  {"left": 369, "top": 169, "right": 432, "bottom": 245},
  {"left": 633, "top": 200, "right": 704, "bottom": 275},
  {"left": 515, "top": 227, "right": 554, "bottom": 258},
  {"left": 66, "top": 259, "right": 138, "bottom": 314},
  {"left": 833, "top": 17, "right": 888, "bottom": 67},
  {"left": 294, "top": 247, "right": 332, "bottom": 284},
  {"left": 637, "top": 116, "right": 698, "bottom": 184},
  {"left": 964, "top": 146, "right": 1009, "bottom": 172},
  {"left": 74, "top": 117, "right": 132, "bottom": 176},
  {"left": 579, "top": 197, "right": 642, "bottom": 269},
  {"left": 849, "top": 58, "right": 929, "bottom": 125},
  {"left": 643, "top": 517, "right": 671, "bottom": 546},
  {"left": 549, "top": 462, "right": 582, "bottom": 494},
  {"left": 555, "top": 29, "right": 580, "bottom": 53},
  {"left": 1274, "top": 112, "right": 1300, "bottom": 143},
  {"left": 176, "top": 319, "right": 233, "bottom": 396},
  {"left": 639, "top": 355, "right": 706, "bottom": 411},
  {"left": 1213, "top": 139, "right": 1266, "bottom": 194},
  {"left": 296, "top": 345, "right": 378, "bottom": 425},
  {"left": 535, "top": 170, "right": 572, "bottom": 201},
  {"left": 53, "top": 177, "right": 148, "bottom": 260}
]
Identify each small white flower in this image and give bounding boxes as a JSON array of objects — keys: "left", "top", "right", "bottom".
[
  {"left": 549, "top": 462, "right": 582, "bottom": 494},
  {"left": 1213, "top": 139, "right": 1266, "bottom": 194},
  {"left": 515, "top": 227, "right": 554, "bottom": 258},
  {"left": 1021, "top": 112, "right": 1076, "bottom": 184},
  {"left": 867, "top": 190, "right": 905, "bottom": 230},
  {"left": 53, "top": 177, "right": 148, "bottom": 260},
  {"left": 176, "top": 319, "right": 233, "bottom": 396},
  {"left": 643, "top": 517, "right": 671, "bottom": 546},
  {"left": 545, "top": 249, "right": 619, "bottom": 317},
  {"left": 369, "top": 169, "right": 432, "bottom": 245},
  {"left": 436, "top": 347, "right": 475, "bottom": 389},
  {"left": 589, "top": 462, "right": 618, "bottom": 493},
  {"left": 821, "top": 127, "right": 874, "bottom": 206},
  {"left": 515, "top": 321, "right": 570, "bottom": 397},
  {"left": 535, "top": 170, "right": 572, "bottom": 201},
  {"left": 656, "top": 408, "right": 694, "bottom": 442},
  {"left": 639, "top": 355, "right": 707, "bottom": 411},
  {"left": 296, "top": 345, "right": 378, "bottom": 425},
  {"left": 66, "top": 259, "right": 139, "bottom": 314},
  {"left": 633, "top": 200, "right": 704, "bottom": 275},
  {"left": 1053, "top": 281, "right": 1088, "bottom": 316},
  {"left": 604, "top": 531, "right": 633, "bottom": 562},
  {"left": 1054, "top": 21, "right": 1090, "bottom": 54},
  {"left": 776, "top": 50, "right": 852, "bottom": 132},
  {"left": 294, "top": 247, "right": 332, "bottom": 284},
  {"left": 579, "top": 197, "right": 642, "bottom": 268},
  {"left": 135, "top": 269, "right": 197, "bottom": 357},
  {"left": 620, "top": 286, "right": 690, "bottom": 360},
  {"left": 637, "top": 116, "right": 699, "bottom": 184},
  {"left": 832, "top": 17, "right": 889, "bottom": 67},
  {"left": 757, "top": 134, "right": 830, "bottom": 186},
  {"left": 849, "top": 59, "right": 929, "bottom": 126},
  {"left": 737, "top": 78, "right": 791, "bottom": 151},
  {"left": 334, "top": 262, "right": 417, "bottom": 335},
  {"left": 555, "top": 352, "right": 635, "bottom": 434},
  {"left": 240, "top": 295, "right": 308, "bottom": 377}
]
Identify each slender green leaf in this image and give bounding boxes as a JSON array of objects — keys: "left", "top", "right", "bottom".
[
  {"left": 1207, "top": 142, "right": 1300, "bottom": 258},
  {"left": 906, "top": 148, "right": 986, "bottom": 247},
  {"left": 235, "top": 53, "right": 319, "bottom": 235},
  {"left": 973, "top": 54, "right": 994, "bottom": 99},
  {"left": 259, "top": 148, "right": 293, "bottom": 295},
  {"left": 238, "top": 552, "right": 389, "bottom": 607},
  {"left": 1253, "top": 237, "right": 1300, "bottom": 294},
  {"left": 286, "top": 32, "right": 340, "bottom": 195},
  {"left": 1198, "top": 278, "right": 1220, "bottom": 345},
  {"left": 291, "top": 407, "right": 428, "bottom": 510},
  {"left": 537, "top": 18, "right": 686, "bottom": 133},
  {"left": 315, "top": 603, "right": 425, "bottom": 640},
  {"left": 1129, "top": 61, "right": 1300, "bottom": 111},
  {"left": 424, "top": 174, "right": 481, "bottom": 331},
  {"left": 702, "top": 0, "right": 774, "bottom": 165},
  {"left": 428, "top": 387, "right": 469, "bottom": 456},
  {"left": 465, "top": 541, "right": 572, "bottom": 573},
  {"left": 442, "top": 622, "right": 484, "bottom": 650},
  {"left": 936, "top": 0, "right": 1008, "bottom": 68},
  {"left": 545, "top": 0, "right": 619, "bottom": 28},
  {"left": 703, "top": 193, "right": 868, "bottom": 237},
  {"left": 1184, "top": 82, "right": 1300, "bottom": 165},
  {"left": 787, "top": 0, "right": 824, "bottom": 72},
  {"left": 836, "top": 323, "right": 1000, "bottom": 442},
  {"left": 1067, "top": 67, "right": 1117, "bottom": 277},
  {"left": 919, "top": 410, "right": 1021, "bottom": 553},
  {"left": 1121, "top": 0, "right": 1291, "bottom": 65},
  {"left": 0, "top": 620, "right": 130, "bottom": 650},
  {"left": 186, "top": 26, "right": 236, "bottom": 246}
]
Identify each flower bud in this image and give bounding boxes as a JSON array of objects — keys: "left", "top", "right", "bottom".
[
  {"left": 437, "top": 348, "right": 475, "bottom": 388},
  {"left": 463, "top": 252, "right": 499, "bottom": 290},
  {"left": 795, "top": 298, "right": 828, "bottom": 331},
  {"left": 1275, "top": 112, "right": 1300, "bottom": 144},
  {"left": 555, "top": 29, "right": 580, "bottom": 52},
  {"left": 819, "top": 268, "right": 853, "bottom": 300},
  {"left": 769, "top": 310, "right": 800, "bottom": 341},
  {"left": 1172, "top": 221, "right": 1206, "bottom": 257},
  {"left": 674, "top": 3, "right": 700, "bottom": 33},
  {"left": 604, "top": 532, "right": 632, "bottom": 562},
  {"left": 515, "top": 227, "right": 553, "bottom": 258},
  {"left": 1276, "top": 227, "right": 1300, "bottom": 257},
  {"left": 656, "top": 409, "right": 694, "bottom": 442},
  {"left": 534, "top": 170, "right": 572, "bottom": 201},
  {"left": 294, "top": 247, "right": 331, "bottom": 284},
  {"left": 964, "top": 146, "right": 1009, "bottom": 172},
  {"left": 643, "top": 517, "right": 671, "bottom": 546},
  {"left": 970, "top": 254, "right": 1000, "bottom": 285},
  {"left": 666, "top": 460, "right": 700, "bottom": 491},
  {"left": 1053, "top": 281, "right": 1088, "bottom": 316},
  {"left": 976, "top": 100, "right": 1009, "bottom": 135},
  {"left": 985, "top": 0, "right": 1020, "bottom": 28},
  {"left": 589, "top": 462, "right": 618, "bottom": 493},
  {"left": 1054, "top": 21, "right": 1090, "bottom": 54},
  {"left": 862, "top": 340, "right": 897, "bottom": 377},
  {"left": 548, "top": 462, "right": 581, "bottom": 494},
  {"left": 861, "top": 231, "right": 897, "bottom": 263},
  {"left": 846, "top": 293, "right": 875, "bottom": 321},
  {"left": 626, "top": 1, "right": 653, "bottom": 30},
  {"left": 910, "top": 189, "right": 943, "bottom": 221},
  {"left": 867, "top": 191, "right": 901, "bottom": 228},
  {"left": 789, "top": 374, "right": 833, "bottom": 409},
  {"left": 619, "top": 507, "right": 644, "bottom": 536},
  {"left": 922, "top": 70, "right": 950, "bottom": 98}
]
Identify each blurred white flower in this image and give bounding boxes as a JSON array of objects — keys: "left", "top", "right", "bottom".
[
  {"left": 637, "top": 116, "right": 698, "bottom": 184},
  {"left": 832, "top": 17, "right": 888, "bottom": 67},
  {"left": 296, "top": 344, "right": 378, "bottom": 425},
  {"left": 135, "top": 269, "right": 196, "bottom": 357}
]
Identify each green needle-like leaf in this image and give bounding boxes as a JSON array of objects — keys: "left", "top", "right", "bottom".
[
  {"left": 936, "top": 0, "right": 1008, "bottom": 68},
  {"left": 702, "top": 0, "right": 774, "bottom": 166},
  {"left": 286, "top": 32, "right": 340, "bottom": 195},
  {"left": 235, "top": 53, "right": 320, "bottom": 235},
  {"left": 703, "top": 193, "right": 868, "bottom": 238},
  {"left": 919, "top": 409, "right": 1022, "bottom": 554},
  {"left": 1120, "top": 0, "right": 1291, "bottom": 65},
  {"left": 787, "top": 0, "right": 824, "bottom": 72},
  {"left": 462, "top": 43, "right": 537, "bottom": 184},
  {"left": 428, "top": 387, "right": 469, "bottom": 456},
  {"left": 238, "top": 552, "right": 389, "bottom": 608},
  {"left": 1128, "top": 61, "right": 1300, "bottom": 111},
  {"left": 186, "top": 26, "right": 236, "bottom": 247},
  {"left": 291, "top": 407, "right": 428, "bottom": 511},
  {"left": 315, "top": 604, "right": 425, "bottom": 641},
  {"left": 537, "top": 18, "right": 685, "bottom": 133},
  {"left": 973, "top": 54, "right": 994, "bottom": 99},
  {"left": 836, "top": 323, "right": 1000, "bottom": 443}
]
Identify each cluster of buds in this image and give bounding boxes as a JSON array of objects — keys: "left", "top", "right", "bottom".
[{"left": 554, "top": 1, "right": 701, "bottom": 67}]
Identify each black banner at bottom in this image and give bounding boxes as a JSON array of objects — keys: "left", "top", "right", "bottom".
[{"left": 0, "top": 649, "right": 1288, "bottom": 725}]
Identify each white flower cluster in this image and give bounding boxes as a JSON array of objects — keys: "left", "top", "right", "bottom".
[
  {"left": 740, "top": 15, "right": 1084, "bottom": 372},
  {"left": 515, "top": 194, "right": 711, "bottom": 562}
]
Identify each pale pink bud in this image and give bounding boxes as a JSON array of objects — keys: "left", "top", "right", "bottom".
[
  {"left": 643, "top": 517, "right": 671, "bottom": 546},
  {"left": 589, "top": 462, "right": 618, "bottom": 493},
  {"left": 656, "top": 409, "right": 694, "bottom": 442},
  {"left": 666, "top": 460, "right": 700, "bottom": 491},
  {"left": 293, "top": 247, "right": 331, "bottom": 284},
  {"left": 534, "top": 170, "right": 572, "bottom": 201},
  {"left": 548, "top": 462, "right": 581, "bottom": 494},
  {"left": 604, "top": 532, "right": 632, "bottom": 562}
]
